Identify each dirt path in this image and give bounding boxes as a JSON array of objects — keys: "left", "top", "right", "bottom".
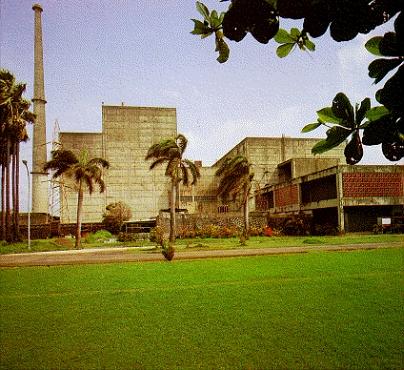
[{"left": 0, "top": 242, "right": 402, "bottom": 267}]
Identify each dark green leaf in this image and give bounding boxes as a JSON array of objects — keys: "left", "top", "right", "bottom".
[
  {"left": 316, "top": 107, "right": 341, "bottom": 124},
  {"left": 276, "top": 43, "right": 294, "bottom": 58},
  {"left": 365, "top": 106, "right": 390, "bottom": 122},
  {"left": 301, "top": 121, "right": 322, "bottom": 133},
  {"left": 191, "top": 19, "right": 212, "bottom": 37},
  {"left": 362, "top": 114, "right": 397, "bottom": 145},
  {"left": 379, "top": 32, "right": 401, "bottom": 57},
  {"left": 210, "top": 10, "right": 221, "bottom": 29},
  {"left": 332, "top": 93, "right": 354, "bottom": 123},
  {"left": 365, "top": 37, "right": 383, "bottom": 56},
  {"left": 376, "top": 66, "right": 404, "bottom": 112},
  {"left": 311, "top": 126, "right": 351, "bottom": 154},
  {"left": 344, "top": 132, "right": 363, "bottom": 165},
  {"left": 219, "top": 12, "right": 225, "bottom": 24},
  {"left": 368, "top": 58, "right": 402, "bottom": 84},
  {"left": 290, "top": 28, "right": 300, "bottom": 40},
  {"left": 250, "top": 18, "right": 279, "bottom": 44},
  {"left": 356, "top": 98, "right": 371, "bottom": 124},
  {"left": 304, "top": 39, "right": 315, "bottom": 51},
  {"left": 274, "top": 29, "right": 294, "bottom": 43},
  {"left": 196, "top": 1, "right": 210, "bottom": 21}
]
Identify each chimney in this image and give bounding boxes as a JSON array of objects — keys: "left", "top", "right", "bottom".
[{"left": 31, "top": 3, "right": 49, "bottom": 214}]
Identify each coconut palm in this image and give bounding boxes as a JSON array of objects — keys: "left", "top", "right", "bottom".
[
  {"left": 145, "top": 134, "right": 200, "bottom": 243},
  {"left": 44, "top": 149, "right": 109, "bottom": 248},
  {"left": 0, "top": 69, "right": 35, "bottom": 241},
  {"left": 215, "top": 155, "right": 254, "bottom": 239}
]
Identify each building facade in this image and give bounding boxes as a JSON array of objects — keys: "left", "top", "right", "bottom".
[
  {"left": 59, "top": 105, "right": 348, "bottom": 224},
  {"left": 256, "top": 161, "right": 404, "bottom": 232},
  {"left": 59, "top": 105, "right": 176, "bottom": 223}
]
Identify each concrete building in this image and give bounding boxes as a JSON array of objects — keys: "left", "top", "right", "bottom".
[
  {"left": 59, "top": 105, "right": 347, "bottom": 224},
  {"left": 255, "top": 160, "right": 404, "bottom": 232},
  {"left": 58, "top": 104, "right": 403, "bottom": 233},
  {"left": 29, "top": 4, "right": 402, "bottom": 234},
  {"left": 59, "top": 105, "right": 176, "bottom": 223},
  {"left": 207, "top": 137, "right": 345, "bottom": 213}
]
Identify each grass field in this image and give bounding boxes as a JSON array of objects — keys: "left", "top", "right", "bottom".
[
  {"left": 0, "top": 248, "right": 403, "bottom": 369},
  {"left": 1, "top": 233, "right": 403, "bottom": 254}
]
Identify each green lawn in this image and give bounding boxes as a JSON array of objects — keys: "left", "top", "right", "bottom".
[
  {"left": 1, "top": 233, "right": 403, "bottom": 254},
  {"left": 1, "top": 248, "right": 403, "bottom": 369}
]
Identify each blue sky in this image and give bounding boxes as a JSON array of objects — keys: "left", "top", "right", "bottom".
[{"left": 0, "top": 0, "right": 397, "bottom": 210}]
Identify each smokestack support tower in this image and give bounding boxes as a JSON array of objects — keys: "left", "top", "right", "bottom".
[{"left": 32, "top": 3, "right": 49, "bottom": 215}]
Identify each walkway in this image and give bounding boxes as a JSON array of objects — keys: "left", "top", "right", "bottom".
[{"left": 0, "top": 242, "right": 402, "bottom": 267}]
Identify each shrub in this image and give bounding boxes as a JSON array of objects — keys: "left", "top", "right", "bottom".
[
  {"left": 84, "top": 230, "right": 113, "bottom": 244},
  {"left": 373, "top": 224, "right": 384, "bottom": 234},
  {"left": 220, "top": 226, "right": 238, "bottom": 238},
  {"left": 102, "top": 201, "right": 132, "bottom": 234},
  {"left": 263, "top": 226, "right": 273, "bottom": 237},
  {"left": 249, "top": 226, "right": 264, "bottom": 237},
  {"left": 282, "top": 213, "right": 311, "bottom": 236},
  {"left": 117, "top": 232, "right": 136, "bottom": 242},
  {"left": 150, "top": 226, "right": 167, "bottom": 247},
  {"left": 162, "top": 244, "right": 175, "bottom": 261},
  {"left": 313, "top": 223, "right": 338, "bottom": 236},
  {"left": 177, "top": 226, "right": 196, "bottom": 239},
  {"left": 53, "top": 237, "right": 75, "bottom": 248}
]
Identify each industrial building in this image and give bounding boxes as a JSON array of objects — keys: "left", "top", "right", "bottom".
[
  {"left": 28, "top": 3, "right": 404, "bottom": 234},
  {"left": 58, "top": 105, "right": 347, "bottom": 223},
  {"left": 255, "top": 160, "right": 404, "bottom": 232}
]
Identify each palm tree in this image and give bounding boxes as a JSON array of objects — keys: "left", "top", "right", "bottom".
[
  {"left": 145, "top": 134, "right": 200, "bottom": 243},
  {"left": 10, "top": 98, "right": 33, "bottom": 241},
  {"left": 0, "top": 69, "right": 35, "bottom": 241},
  {"left": 215, "top": 155, "right": 254, "bottom": 239},
  {"left": 44, "top": 149, "right": 109, "bottom": 248}
]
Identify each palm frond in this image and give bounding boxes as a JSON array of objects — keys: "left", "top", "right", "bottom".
[
  {"left": 95, "top": 177, "right": 106, "bottom": 193},
  {"left": 43, "top": 149, "right": 78, "bottom": 174},
  {"left": 87, "top": 157, "right": 110, "bottom": 169},
  {"left": 176, "top": 134, "right": 188, "bottom": 155},
  {"left": 145, "top": 139, "right": 177, "bottom": 160},
  {"left": 165, "top": 158, "right": 180, "bottom": 178},
  {"left": 215, "top": 155, "right": 252, "bottom": 204},
  {"left": 149, "top": 157, "right": 169, "bottom": 170},
  {"left": 182, "top": 159, "right": 201, "bottom": 186},
  {"left": 83, "top": 174, "right": 94, "bottom": 194},
  {"left": 180, "top": 163, "right": 189, "bottom": 186}
]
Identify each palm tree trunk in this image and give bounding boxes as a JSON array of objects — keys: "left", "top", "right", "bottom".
[
  {"left": 169, "top": 179, "right": 176, "bottom": 243},
  {"left": 5, "top": 139, "right": 11, "bottom": 242},
  {"left": 243, "top": 186, "right": 250, "bottom": 239},
  {"left": 1, "top": 162, "right": 5, "bottom": 241},
  {"left": 14, "top": 143, "right": 20, "bottom": 241},
  {"left": 75, "top": 181, "right": 84, "bottom": 248},
  {"left": 11, "top": 144, "right": 16, "bottom": 241}
]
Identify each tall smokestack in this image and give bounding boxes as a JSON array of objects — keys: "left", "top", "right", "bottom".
[{"left": 32, "top": 3, "right": 48, "bottom": 214}]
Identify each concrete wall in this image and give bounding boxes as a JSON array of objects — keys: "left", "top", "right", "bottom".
[
  {"left": 103, "top": 105, "right": 176, "bottom": 221},
  {"left": 342, "top": 167, "right": 404, "bottom": 199},
  {"left": 291, "top": 157, "right": 341, "bottom": 179},
  {"left": 213, "top": 137, "right": 345, "bottom": 187},
  {"left": 59, "top": 133, "right": 104, "bottom": 223},
  {"left": 59, "top": 105, "right": 177, "bottom": 223},
  {"left": 179, "top": 166, "right": 219, "bottom": 214},
  {"left": 211, "top": 137, "right": 345, "bottom": 214},
  {"left": 256, "top": 164, "right": 404, "bottom": 232}
]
